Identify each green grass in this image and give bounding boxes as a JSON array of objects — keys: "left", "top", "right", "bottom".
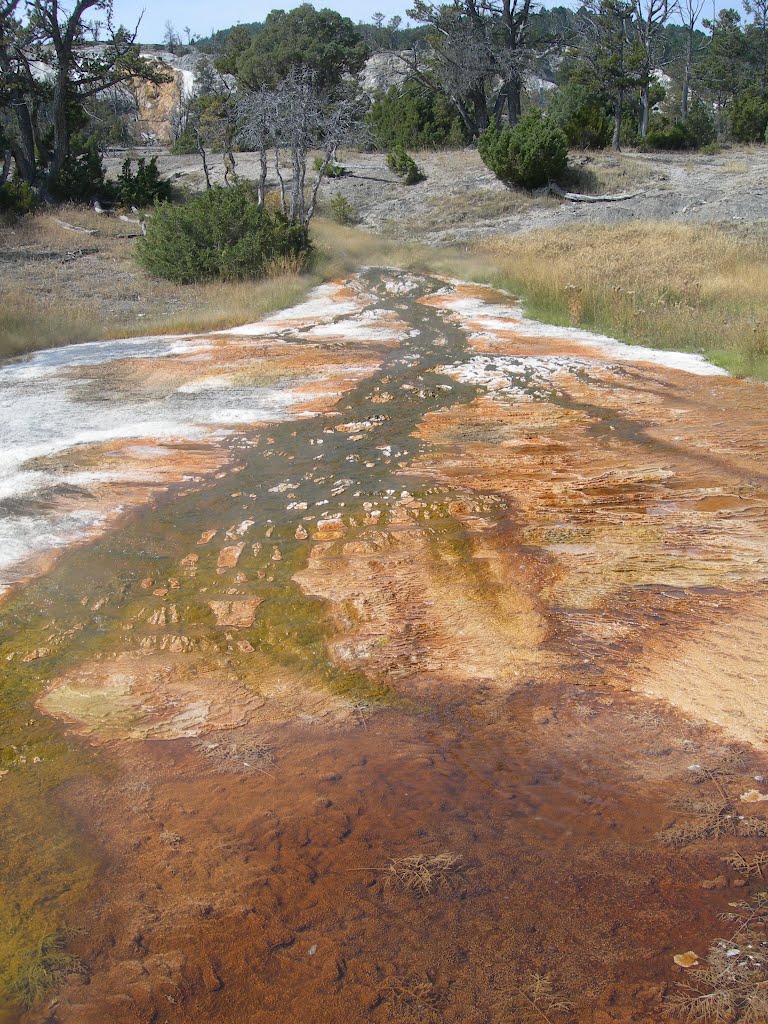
[{"left": 12, "top": 932, "right": 82, "bottom": 1009}]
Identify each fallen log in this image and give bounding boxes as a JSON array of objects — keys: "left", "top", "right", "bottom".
[
  {"left": 54, "top": 218, "right": 97, "bottom": 234},
  {"left": 538, "top": 182, "right": 650, "bottom": 203}
]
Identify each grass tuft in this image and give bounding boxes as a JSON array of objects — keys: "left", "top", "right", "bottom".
[
  {"left": 13, "top": 931, "right": 82, "bottom": 1008},
  {"left": 384, "top": 852, "right": 465, "bottom": 897}
]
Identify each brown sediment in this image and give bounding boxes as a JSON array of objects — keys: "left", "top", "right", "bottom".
[
  {"left": 293, "top": 515, "right": 552, "bottom": 687},
  {"left": 9, "top": 269, "right": 768, "bottom": 1024},
  {"left": 69, "top": 337, "right": 384, "bottom": 398},
  {"left": 21, "top": 684, "right": 768, "bottom": 1024},
  {"left": 412, "top": 363, "right": 768, "bottom": 746},
  {"left": 35, "top": 651, "right": 353, "bottom": 741}
]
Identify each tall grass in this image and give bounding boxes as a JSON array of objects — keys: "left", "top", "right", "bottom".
[
  {"left": 0, "top": 267, "right": 320, "bottom": 360},
  {"left": 472, "top": 223, "right": 768, "bottom": 379}
]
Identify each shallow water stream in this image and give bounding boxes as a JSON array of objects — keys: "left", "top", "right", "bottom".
[{"left": 3, "top": 270, "right": 768, "bottom": 1023}]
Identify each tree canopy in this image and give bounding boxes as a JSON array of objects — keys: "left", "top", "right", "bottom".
[
  {"left": 0, "top": 0, "right": 165, "bottom": 195},
  {"left": 220, "top": 4, "right": 369, "bottom": 92}
]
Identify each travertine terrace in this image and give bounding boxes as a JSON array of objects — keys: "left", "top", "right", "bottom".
[{"left": 3, "top": 270, "right": 768, "bottom": 1023}]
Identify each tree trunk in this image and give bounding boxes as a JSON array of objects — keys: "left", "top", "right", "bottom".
[
  {"left": 506, "top": 78, "right": 522, "bottom": 126},
  {"left": 48, "top": 67, "right": 71, "bottom": 189},
  {"left": 306, "top": 150, "right": 330, "bottom": 225},
  {"left": 257, "top": 146, "right": 267, "bottom": 206},
  {"left": 274, "top": 145, "right": 287, "bottom": 216},
  {"left": 196, "top": 131, "right": 211, "bottom": 189},
  {"left": 468, "top": 84, "right": 490, "bottom": 137},
  {"left": 0, "top": 149, "right": 11, "bottom": 187},
  {"left": 681, "top": 31, "right": 692, "bottom": 120},
  {"left": 453, "top": 94, "right": 479, "bottom": 138},
  {"left": 612, "top": 92, "right": 623, "bottom": 151},
  {"left": 639, "top": 82, "right": 650, "bottom": 137},
  {"left": 289, "top": 143, "right": 304, "bottom": 223},
  {"left": 223, "top": 148, "right": 237, "bottom": 185},
  {"left": 10, "top": 89, "right": 37, "bottom": 184}
]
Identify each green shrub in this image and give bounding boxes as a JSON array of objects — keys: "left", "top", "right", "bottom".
[
  {"left": 547, "top": 82, "right": 612, "bottom": 149},
  {"left": 685, "top": 99, "right": 717, "bottom": 147},
  {"left": 329, "top": 192, "right": 355, "bottom": 224},
  {"left": 136, "top": 182, "right": 311, "bottom": 284},
  {"left": 730, "top": 88, "right": 768, "bottom": 143},
  {"left": 641, "top": 121, "right": 697, "bottom": 151},
  {"left": 0, "top": 178, "right": 39, "bottom": 219},
  {"left": 116, "top": 157, "right": 172, "bottom": 208},
  {"left": 313, "top": 155, "right": 347, "bottom": 177},
  {"left": 386, "top": 148, "right": 425, "bottom": 185},
  {"left": 170, "top": 128, "right": 199, "bottom": 155},
  {"left": 478, "top": 111, "right": 568, "bottom": 190},
  {"left": 367, "top": 82, "right": 470, "bottom": 150},
  {"left": 701, "top": 141, "right": 723, "bottom": 154},
  {"left": 50, "top": 138, "right": 114, "bottom": 203}
]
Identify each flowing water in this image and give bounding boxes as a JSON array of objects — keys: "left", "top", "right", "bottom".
[{"left": 2, "top": 270, "right": 768, "bottom": 1023}]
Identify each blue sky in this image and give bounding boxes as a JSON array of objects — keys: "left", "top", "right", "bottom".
[{"left": 116, "top": 0, "right": 414, "bottom": 44}]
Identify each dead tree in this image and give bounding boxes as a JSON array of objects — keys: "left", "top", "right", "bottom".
[
  {"left": 239, "top": 70, "right": 360, "bottom": 227},
  {"left": 406, "top": 0, "right": 539, "bottom": 134},
  {"left": 632, "top": 0, "right": 674, "bottom": 136},
  {"left": 236, "top": 87, "right": 271, "bottom": 205},
  {"left": 679, "top": 0, "right": 707, "bottom": 119}
]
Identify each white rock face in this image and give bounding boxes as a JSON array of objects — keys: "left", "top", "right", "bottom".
[{"left": 358, "top": 50, "right": 415, "bottom": 95}]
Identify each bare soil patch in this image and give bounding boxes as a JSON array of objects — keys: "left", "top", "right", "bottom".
[{"left": 108, "top": 144, "right": 768, "bottom": 245}]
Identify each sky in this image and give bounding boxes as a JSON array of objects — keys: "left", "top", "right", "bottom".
[{"left": 114, "top": 0, "right": 414, "bottom": 44}]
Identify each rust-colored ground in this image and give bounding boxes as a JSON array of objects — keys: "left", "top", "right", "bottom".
[{"left": 6, "top": 271, "right": 768, "bottom": 1024}]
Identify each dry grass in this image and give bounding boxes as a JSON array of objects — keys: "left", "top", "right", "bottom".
[
  {"left": 195, "top": 737, "right": 276, "bottom": 776},
  {"left": 722, "top": 851, "right": 768, "bottom": 879},
  {"left": 410, "top": 187, "right": 539, "bottom": 233},
  {"left": 384, "top": 852, "right": 465, "bottom": 897},
  {"left": 382, "top": 971, "right": 444, "bottom": 1021},
  {"left": 666, "top": 895, "right": 768, "bottom": 1023},
  {"left": 720, "top": 160, "right": 750, "bottom": 174},
  {"left": 656, "top": 750, "right": 768, "bottom": 848},
  {"left": 0, "top": 208, "right": 322, "bottom": 360},
  {"left": 504, "top": 972, "right": 572, "bottom": 1024},
  {"left": 562, "top": 152, "right": 656, "bottom": 195},
  {"left": 657, "top": 804, "right": 738, "bottom": 848},
  {"left": 312, "top": 217, "right": 491, "bottom": 283},
  {"left": 475, "top": 222, "right": 768, "bottom": 379},
  {"left": 0, "top": 274, "right": 314, "bottom": 358}
]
